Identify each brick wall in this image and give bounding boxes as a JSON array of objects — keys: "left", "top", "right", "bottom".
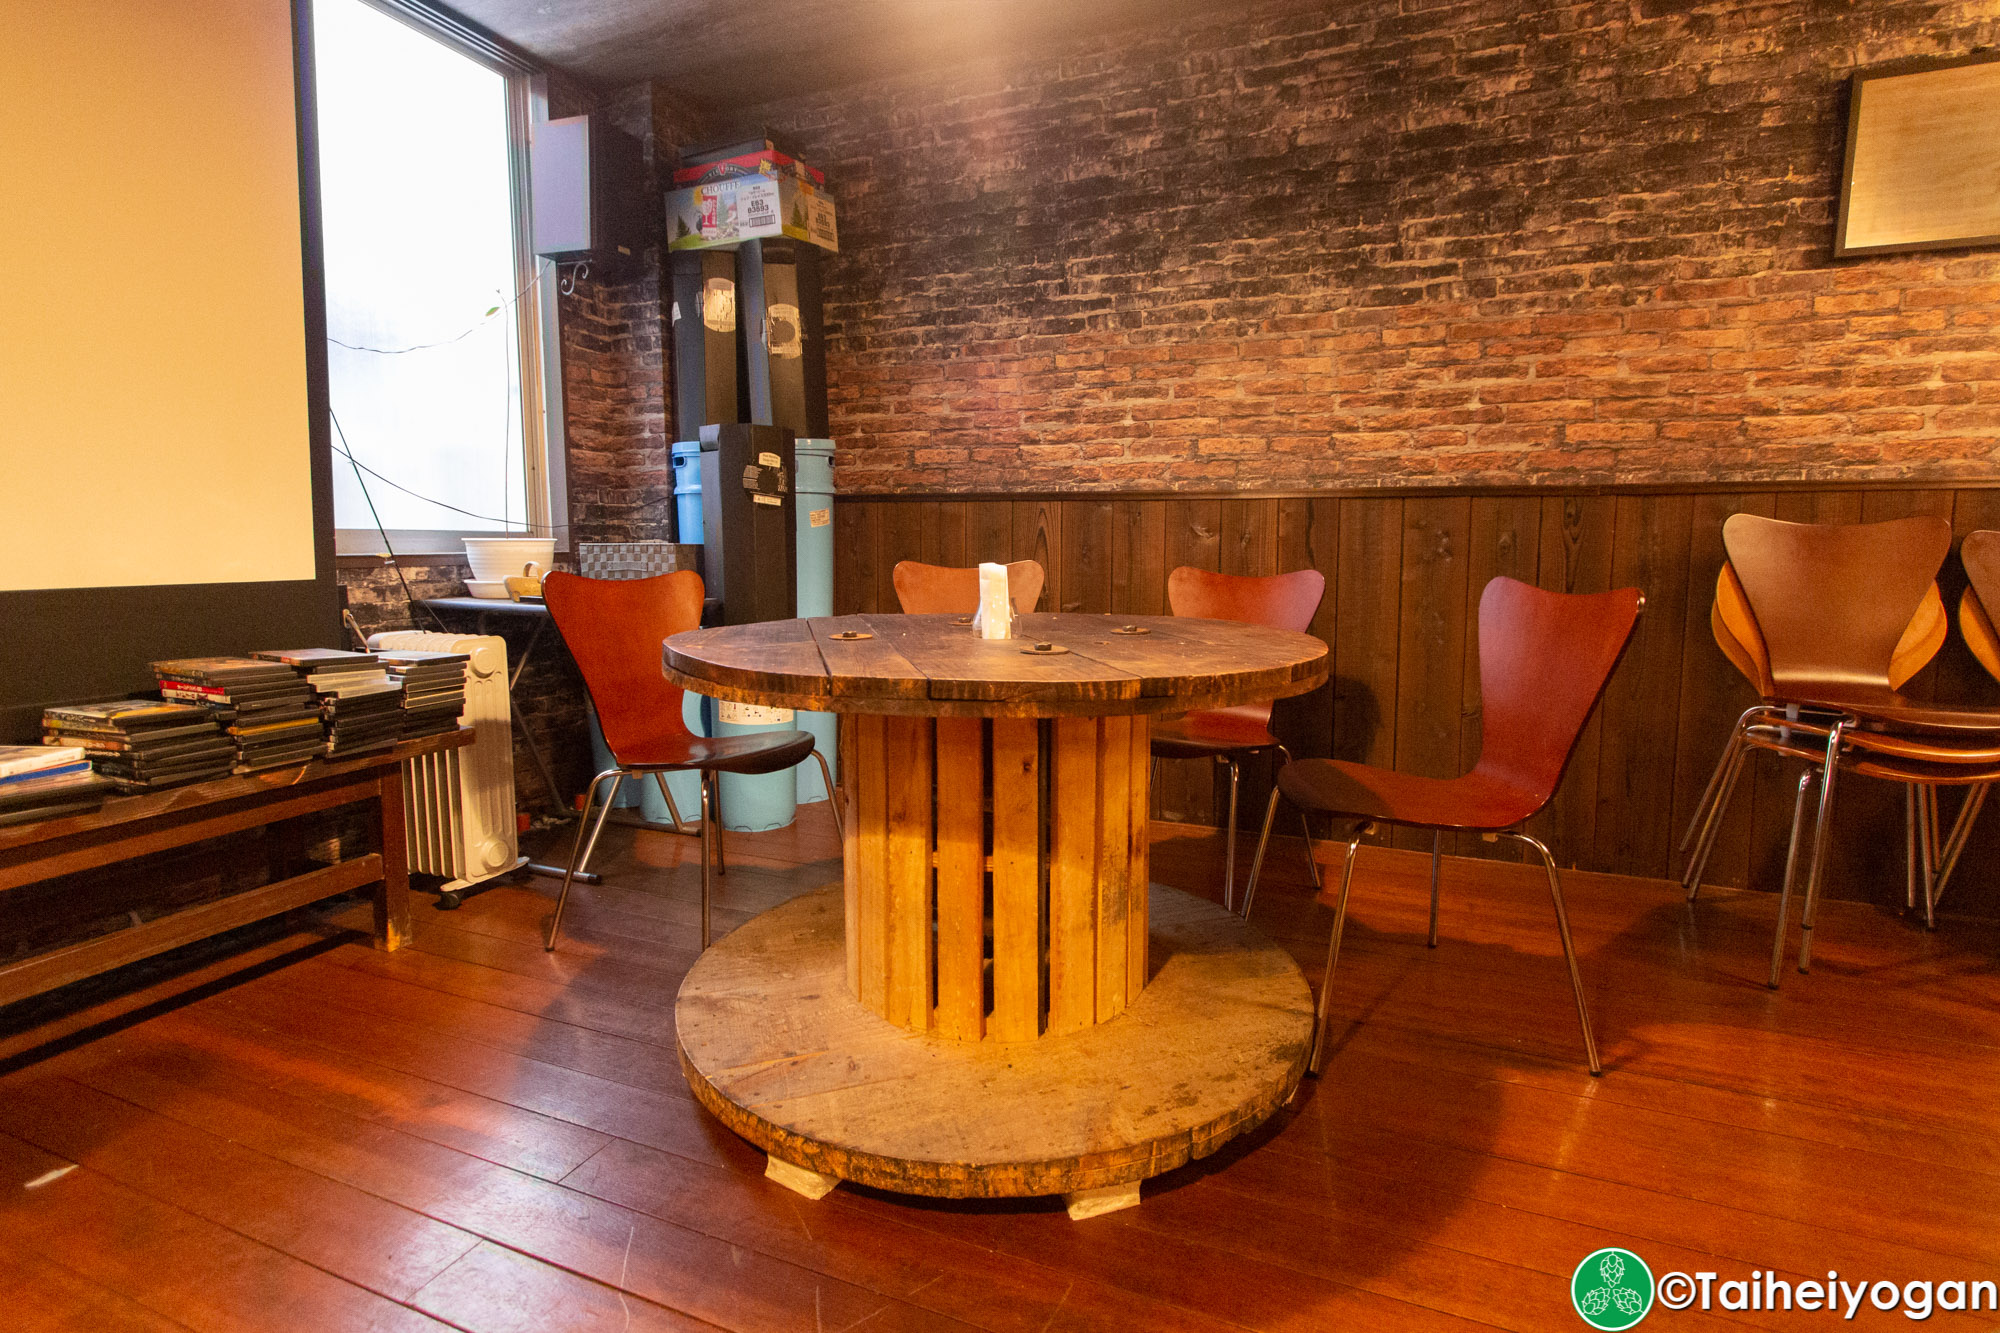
[{"left": 754, "top": 0, "right": 2000, "bottom": 494}]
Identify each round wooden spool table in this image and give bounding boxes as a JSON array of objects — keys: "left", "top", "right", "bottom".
[{"left": 664, "top": 611, "right": 1328, "bottom": 1219}]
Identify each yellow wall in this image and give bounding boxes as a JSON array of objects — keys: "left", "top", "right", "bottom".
[{"left": 0, "top": 0, "right": 317, "bottom": 591}]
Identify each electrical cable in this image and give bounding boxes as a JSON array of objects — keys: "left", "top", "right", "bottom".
[
  {"left": 331, "top": 408, "right": 452, "bottom": 633},
  {"left": 331, "top": 442, "right": 676, "bottom": 531},
  {"left": 328, "top": 260, "right": 589, "bottom": 354}
]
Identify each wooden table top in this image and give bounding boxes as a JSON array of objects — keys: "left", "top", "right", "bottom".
[{"left": 663, "top": 613, "right": 1328, "bottom": 718}]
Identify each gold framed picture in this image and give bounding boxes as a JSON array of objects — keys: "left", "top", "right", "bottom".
[{"left": 1835, "top": 52, "right": 2000, "bottom": 257}]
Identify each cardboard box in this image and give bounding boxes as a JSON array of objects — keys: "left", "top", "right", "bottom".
[
  {"left": 672, "top": 146, "right": 824, "bottom": 190},
  {"left": 667, "top": 176, "right": 838, "bottom": 253}
]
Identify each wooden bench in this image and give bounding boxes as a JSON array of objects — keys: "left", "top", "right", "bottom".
[{"left": 0, "top": 729, "right": 471, "bottom": 1008}]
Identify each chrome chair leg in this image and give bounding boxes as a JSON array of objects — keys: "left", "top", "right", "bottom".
[
  {"left": 1221, "top": 756, "right": 1241, "bottom": 913},
  {"left": 653, "top": 773, "right": 699, "bottom": 836},
  {"left": 810, "top": 749, "right": 845, "bottom": 842},
  {"left": 1904, "top": 784, "right": 1920, "bottom": 911},
  {"left": 1769, "top": 768, "right": 1816, "bottom": 989},
  {"left": 1427, "top": 829, "right": 1443, "bottom": 948},
  {"left": 1241, "top": 790, "right": 1281, "bottom": 921},
  {"left": 1928, "top": 782, "right": 1989, "bottom": 920},
  {"left": 711, "top": 771, "right": 726, "bottom": 876},
  {"left": 1679, "top": 708, "right": 1757, "bottom": 854},
  {"left": 1308, "top": 823, "right": 1369, "bottom": 1076},
  {"left": 546, "top": 768, "right": 623, "bottom": 952},
  {"left": 1797, "top": 722, "right": 1847, "bottom": 974},
  {"left": 699, "top": 770, "right": 715, "bottom": 949},
  {"left": 1916, "top": 783, "right": 1937, "bottom": 924},
  {"left": 1684, "top": 738, "right": 1751, "bottom": 901},
  {"left": 1499, "top": 830, "right": 1601, "bottom": 1076},
  {"left": 1298, "top": 813, "right": 1322, "bottom": 892}
]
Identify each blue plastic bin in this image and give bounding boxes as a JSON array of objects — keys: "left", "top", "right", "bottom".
[{"left": 793, "top": 438, "right": 837, "bottom": 804}]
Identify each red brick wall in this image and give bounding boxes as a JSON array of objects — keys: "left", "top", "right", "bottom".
[{"left": 756, "top": 0, "right": 2000, "bottom": 494}]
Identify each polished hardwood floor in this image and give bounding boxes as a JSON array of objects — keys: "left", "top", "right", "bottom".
[{"left": 2, "top": 808, "right": 1997, "bottom": 1332}]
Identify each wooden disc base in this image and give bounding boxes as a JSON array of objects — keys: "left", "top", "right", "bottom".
[{"left": 676, "top": 884, "right": 1314, "bottom": 1213}]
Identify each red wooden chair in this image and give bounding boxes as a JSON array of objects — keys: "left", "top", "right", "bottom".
[
  {"left": 540, "top": 570, "right": 838, "bottom": 952},
  {"left": 891, "top": 560, "right": 1046, "bottom": 616},
  {"left": 1276, "top": 576, "right": 1642, "bottom": 1075},
  {"left": 1150, "top": 566, "right": 1325, "bottom": 915}
]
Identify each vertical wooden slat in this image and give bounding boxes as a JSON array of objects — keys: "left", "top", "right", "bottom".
[
  {"left": 1093, "top": 715, "right": 1132, "bottom": 1023},
  {"left": 1392, "top": 495, "right": 1473, "bottom": 850},
  {"left": 1533, "top": 494, "right": 1616, "bottom": 867},
  {"left": 840, "top": 712, "right": 861, "bottom": 996},
  {"left": 1047, "top": 717, "right": 1099, "bottom": 1034},
  {"left": 1590, "top": 494, "right": 1694, "bottom": 878},
  {"left": 1127, "top": 715, "right": 1151, "bottom": 1004},
  {"left": 1113, "top": 500, "right": 1169, "bottom": 618},
  {"left": 1220, "top": 498, "right": 1277, "bottom": 576},
  {"left": 1334, "top": 497, "right": 1402, "bottom": 846},
  {"left": 932, "top": 716, "right": 985, "bottom": 1040},
  {"left": 853, "top": 714, "right": 889, "bottom": 1015},
  {"left": 833, "top": 502, "right": 881, "bottom": 615},
  {"left": 989, "top": 717, "right": 1041, "bottom": 1041},
  {"left": 1014, "top": 501, "right": 1063, "bottom": 616},
  {"left": 967, "top": 501, "right": 1015, "bottom": 578},
  {"left": 1061, "top": 499, "right": 1116, "bottom": 613},
  {"left": 883, "top": 715, "right": 934, "bottom": 1029}
]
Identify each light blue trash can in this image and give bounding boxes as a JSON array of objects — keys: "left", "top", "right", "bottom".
[
  {"left": 716, "top": 699, "right": 800, "bottom": 831},
  {"left": 672, "top": 441, "right": 704, "bottom": 544},
  {"left": 794, "top": 438, "right": 837, "bottom": 805}
]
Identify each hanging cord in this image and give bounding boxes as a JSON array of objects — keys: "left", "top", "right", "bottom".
[
  {"left": 328, "top": 267, "right": 545, "bottom": 355},
  {"left": 331, "top": 408, "right": 452, "bottom": 633}
]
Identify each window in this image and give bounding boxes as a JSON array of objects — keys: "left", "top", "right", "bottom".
[{"left": 312, "top": 0, "right": 564, "bottom": 553}]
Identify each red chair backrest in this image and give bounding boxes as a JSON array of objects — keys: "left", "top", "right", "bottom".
[
  {"left": 542, "top": 570, "right": 703, "bottom": 763},
  {"left": 892, "top": 560, "right": 1046, "bottom": 615},
  {"left": 1723, "top": 513, "right": 1950, "bottom": 697},
  {"left": 1166, "top": 567, "right": 1325, "bottom": 632},
  {"left": 1471, "top": 576, "right": 1643, "bottom": 805}
]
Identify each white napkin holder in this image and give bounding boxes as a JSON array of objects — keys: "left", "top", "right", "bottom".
[{"left": 970, "top": 561, "right": 1014, "bottom": 640}]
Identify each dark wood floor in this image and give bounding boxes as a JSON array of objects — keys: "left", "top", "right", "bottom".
[{"left": 3, "top": 809, "right": 1998, "bottom": 1332}]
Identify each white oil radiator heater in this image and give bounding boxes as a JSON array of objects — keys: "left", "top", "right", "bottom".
[{"left": 367, "top": 631, "right": 526, "bottom": 905}]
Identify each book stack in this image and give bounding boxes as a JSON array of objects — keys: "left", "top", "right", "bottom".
[
  {"left": 40, "top": 700, "right": 235, "bottom": 792},
  {"left": 377, "top": 650, "right": 469, "bottom": 740},
  {"left": 0, "top": 743, "right": 116, "bottom": 825},
  {"left": 151, "top": 657, "right": 323, "bottom": 772},
  {"left": 255, "top": 649, "right": 405, "bottom": 759}
]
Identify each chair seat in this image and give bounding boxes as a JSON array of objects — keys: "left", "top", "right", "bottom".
[
  {"left": 616, "top": 729, "right": 817, "bottom": 775},
  {"left": 1150, "top": 706, "right": 1279, "bottom": 758},
  {"left": 1773, "top": 686, "right": 2000, "bottom": 735},
  {"left": 1278, "top": 758, "right": 1543, "bottom": 833}
]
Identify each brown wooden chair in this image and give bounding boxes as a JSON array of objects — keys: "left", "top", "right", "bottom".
[
  {"left": 540, "top": 570, "right": 840, "bottom": 952},
  {"left": 891, "top": 560, "right": 1046, "bottom": 616},
  {"left": 1696, "top": 512, "right": 2000, "bottom": 980},
  {"left": 1276, "top": 576, "right": 1643, "bottom": 1076},
  {"left": 1149, "top": 566, "right": 1325, "bottom": 916},
  {"left": 1681, "top": 515, "right": 1952, "bottom": 912},
  {"left": 1684, "top": 515, "right": 2000, "bottom": 981}
]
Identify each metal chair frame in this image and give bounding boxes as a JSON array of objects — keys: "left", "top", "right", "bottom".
[
  {"left": 546, "top": 751, "right": 839, "bottom": 953},
  {"left": 1310, "top": 821, "right": 1597, "bottom": 1076}
]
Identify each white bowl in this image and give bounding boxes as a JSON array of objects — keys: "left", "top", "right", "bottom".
[
  {"left": 463, "top": 536, "right": 555, "bottom": 583},
  {"left": 464, "top": 579, "right": 512, "bottom": 599}
]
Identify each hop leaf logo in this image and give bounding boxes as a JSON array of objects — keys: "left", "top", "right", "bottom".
[{"left": 1571, "top": 1248, "right": 1654, "bottom": 1329}]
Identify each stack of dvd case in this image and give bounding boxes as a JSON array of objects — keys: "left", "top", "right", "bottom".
[
  {"left": 41, "top": 700, "right": 235, "bottom": 790},
  {"left": 151, "top": 658, "right": 323, "bottom": 772},
  {"left": 377, "top": 650, "right": 469, "bottom": 740},
  {"left": 255, "top": 649, "right": 405, "bottom": 759},
  {"left": 0, "top": 743, "right": 117, "bottom": 823}
]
